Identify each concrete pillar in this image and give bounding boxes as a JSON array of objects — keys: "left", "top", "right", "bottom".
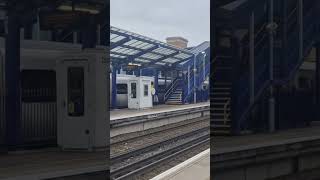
[
  {"left": 111, "top": 66, "right": 117, "bottom": 108},
  {"left": 5, "top": 11, "right": 21, "bottom": 149}
]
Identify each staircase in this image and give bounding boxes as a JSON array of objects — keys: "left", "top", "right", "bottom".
[
  {"left": 211, "top": 82, "right": 231, "bottom": 135},
  {"left": 166, "top": 87, "right": 183, "bottom": 104},
  {"left": 164, "top": 78, "right": 183, "bottom": 105},
  {"left": 212, "top": 0, "right": 320, "bottom": 135},
  {"left": 211, "top": 54, "right": 234, "bottom": 135}
]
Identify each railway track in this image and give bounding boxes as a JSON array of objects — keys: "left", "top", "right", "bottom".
[
  {"left": 110, "top": 126, "right": 209, "bottom": 180},
  {"left": 111, "top": 116, "right": 209, "bottom": 145}
]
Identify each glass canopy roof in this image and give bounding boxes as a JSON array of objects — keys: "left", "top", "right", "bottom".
[{"left": 110, "top": 26, "right": 194, "bottom": 69}]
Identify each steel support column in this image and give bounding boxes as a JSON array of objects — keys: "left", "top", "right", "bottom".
[
  {"left": 268, "top": 0, "right": 275, "bottom": 132},
  {"left": 316, "top": 44, "right": 320, "bottom": 119},
  {"left": 193, "top": 55, "right": 197, "bottom": 103},
  {"left": 111, "top": 66, "right": 117, "bottom": 109},
  {"left": 188, "top": 65, "right": 191, "bottom": 100},
  {"left": 249, "top": 12, "right": 255, "bottom": 104},
  {"left": 5, "top": 11, "right": 21, "bottom": 149},
  {"left": 298, "top": 0, "right": 303, "bottom": 61},
  {"left": 164, "top": 71, "right": 167, "bottom": 87},
  {"left": 154, "top": 69, "right": 159, "bottom": 104}
]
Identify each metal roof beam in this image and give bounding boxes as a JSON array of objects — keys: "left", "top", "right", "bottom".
[
  {"left": 111, "top": 52, "right": 156, "bottom": 63},
  {"left": 110, "top": 37, "right": 131, "bottom": 49},
  {"left": 110, "top": 28, "right": 193, "bottom": 56},
  {"left": 146, "top": 51, "right": 181, "bottom": 66},
  {"left": 119, "top": 44, "right": 180, "bottom": 57},
  {"left": 127, "top": 45, "right": 160, "bottom": 61}
]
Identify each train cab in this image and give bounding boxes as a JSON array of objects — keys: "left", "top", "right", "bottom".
[{"left": 0, "top": 38, "right": 108, "bottom": 151}]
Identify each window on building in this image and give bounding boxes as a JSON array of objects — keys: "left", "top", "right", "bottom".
[
  {"left": 21, "top": 70, "right": 56, "bottom": 102},
  {"left": 67, "top": 67, "right": 84, "bottom": 116},
  {"left": 131, "top": 82, "right": 137, "bottom": 98},
  {"left": 117, "top": 84, "right": 128, "bottom": 94},
  {"left": 144, "top": 84, "right": 148, "bottom": 96}
]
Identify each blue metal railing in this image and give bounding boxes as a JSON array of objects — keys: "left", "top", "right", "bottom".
[
  {"left": 183, "top": 60, "right": 210, "bottom": 103},
  {"left": 233, "top": 0, "right": 318, "bottom": 132}
]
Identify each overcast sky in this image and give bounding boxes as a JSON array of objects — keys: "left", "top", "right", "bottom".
[{"left": 110, "top": 0, "right": 210, "bottom": 47}]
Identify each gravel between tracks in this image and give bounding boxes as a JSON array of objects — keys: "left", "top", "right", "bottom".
[
  {"left": 111, "top": 117, "right": 209, "bottom": 156},
  {"left": 111, "top": 116, "right": 209, "bottom": 144},
  {"left": 134, "top": 142, "right": 210, "bottom": 180},
  {"left": 111, "top": 130, "right": 209, "bottom": 171}
]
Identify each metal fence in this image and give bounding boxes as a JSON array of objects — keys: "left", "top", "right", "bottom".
[{"left": 21, "top": 102, "right": 57, "bottom": 144}]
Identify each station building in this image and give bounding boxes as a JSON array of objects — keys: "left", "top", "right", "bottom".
[{"left": 110, "top": 26, "right": 210, "bottom": 110}]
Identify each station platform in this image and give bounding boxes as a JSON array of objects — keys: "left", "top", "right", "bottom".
[
  {"left": 213, "top": 124, "right": 320, "bottom": 154},
  {"left": 151, "top": 149, "right": 210, "bottom": 180},
  {"left": 0, "top": 149, "right": 107, "bottom": 180},
  {"left": 110, "top": 102, "right": 210, "bottom": 137},
  {"left": 212, "top": 125, "right": 320, "bottom": 180},
  {"left": 110, "top": 102, "right": 209, "bottom": 121}
]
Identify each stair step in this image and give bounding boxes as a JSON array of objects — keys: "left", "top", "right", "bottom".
[
  {"left": 211, "top": 130, "right": 231, "bottom": 135},
  {"left": 212, "top": 113, "right": 229, "bottom": 116},
  {"left": 212, "top": 97, "right": 230, "bottom": 100},
  {"left": 213, "top": 87, "right": 231, "bottom": 90},
  {"left": 211, "top": 108, "right": 230, "bottom": 111},
  {"left": 213, "top": 92, "right": 230, "bottom": 95},
  {"left": 211, "top": 124, "right": 231, "bottom": 128},
  {"left": 166, "top": 102, "right": 183, "bottom": 105},
  {"left": 211, "top": 118, "right": 231, "bottom": 122},
  {"left": 211, "top": 102, "right": 229, "bottom": 105}
]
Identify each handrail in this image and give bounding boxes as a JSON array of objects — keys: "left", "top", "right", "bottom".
[{"left": 164, "top": 77, "right": 180, "bottom": 101}]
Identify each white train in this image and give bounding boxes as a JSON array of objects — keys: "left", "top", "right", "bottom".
[
  {"left": 110, "top": 74, "right": 172, "bottom": 108},
  {"left": 0, "top": 38, "right": 108, "bottom": 150}
]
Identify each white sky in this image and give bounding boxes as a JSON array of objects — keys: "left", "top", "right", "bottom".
[{"left": 110, "top": 0, "right": 210, "bottom": 47}]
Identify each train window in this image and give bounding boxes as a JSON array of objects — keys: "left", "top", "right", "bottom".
[
  {"left": 67, "top": 67, "right": 84, "bottom": 116},
  {"left": 131, "top": 82, "right": 137, "bottom": 98},
  {"left": 144, "top": 84, "right": 148, "bottom": 96},
  {"left": 117, "top": 84, "right": 127, "bottom": 94},
  {"left": 21, "top": 70, "right": 56, "bottom": 102}
]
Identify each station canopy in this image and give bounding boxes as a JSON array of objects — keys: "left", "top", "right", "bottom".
[{"left": 110, "top": 26, "right": 195, "bottom": 69}]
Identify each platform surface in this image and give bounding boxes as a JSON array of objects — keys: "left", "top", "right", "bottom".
[
  {"left": 213, "top": 125, "right": 320, "bottom": 154},
  {"left": 110, "top": 102, "right": 209, "bottom": 120},
  {"left": 151, "top": 149, "right": 210, "bottom": 180},
  {"left": 0, "top": 148, "right": 107, "bottom": 180}
]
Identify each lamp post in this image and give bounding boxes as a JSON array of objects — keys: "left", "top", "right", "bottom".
[{"left": 266, "top": 0, "right": 277, "bottom": 133}]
